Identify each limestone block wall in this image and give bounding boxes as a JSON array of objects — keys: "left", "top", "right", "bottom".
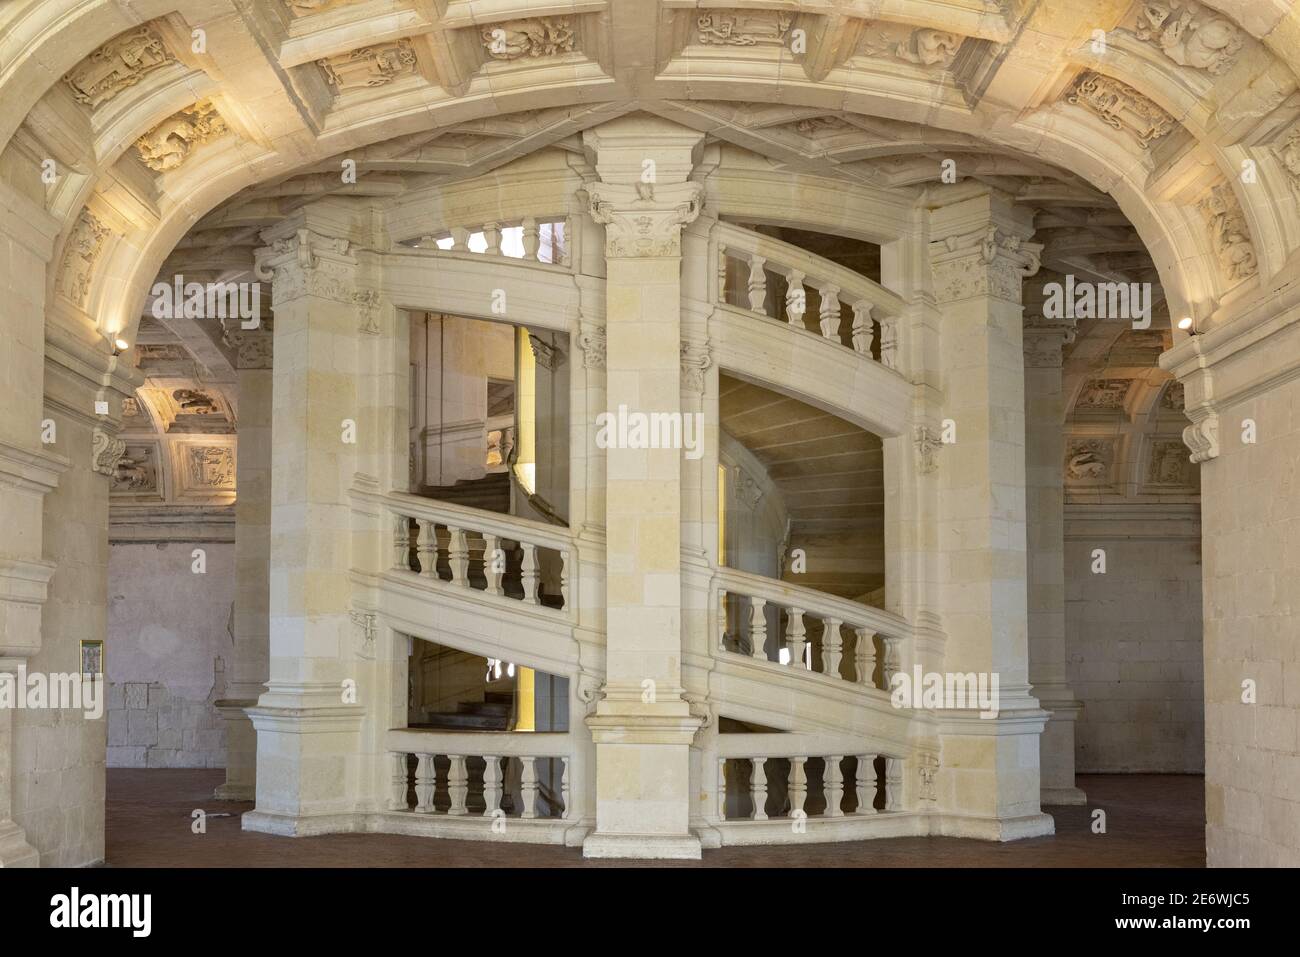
[
  {"left": 1064, "top": 506, "right": 1203, "bottom": 773},
  {"left": 105, "top": 542, "right": 234, "bottom": 768}
]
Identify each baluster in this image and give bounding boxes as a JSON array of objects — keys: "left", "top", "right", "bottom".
[
  {"left": 851, "top": 301, "right": 874, "bottom": 355},
  {"left": 785, "top": 270, "right": 806, "bottom": 327},
  {"left": 785, "top": 607, "right": 806, "bottom": 669},
  {"left": 882, "top": 635, "right": 902, "bottom": 689},
  {"left": 788, "top": 757, "right": 808, "bottom": 817},
  {"left": 880, "top": 316, "right": 898, "bottom": 370},
  {"left": 854, "top": 628, "right": 877, "bottom": 688},
  {"left": 393, "top": 515, "right": 410, "bottom": 570},
  {"left": 447, "top": 526, "right": 469, "bottom": 586},
  {"left": 749, "top": 596, "right": 767, "bottom": 660},
  {"left": 447, "top": 754, "right": 468, "bottom": 815},
  {"left": 414, "top": 753, "right": 436, "bottom": 813},
  {"left": 483, "top": 533, "right": 504, "bottom": 596},
  {"left": 416, "top": 518, "right": 438, "bottom": 579},
  {"left": 825, "top": 755, "right": 844, "bottom": 817},
  {"left": 389, "top": 753, "right": 410, "bottom": 810},
  {"left": 559, "top": 549, "right": 570, "bottom": 609},
  {"left": 482, "top": 221, "right": 502, "bottom": 256},
  {"left": 818, "top": 283, "right": 841, "bottom": 340},
  {"left": 750, "top": 757, "right": 768, "bottom": 821},
  {"left": 718, "top": 758, "right": 729, "bottom": 820},
  {"left": 856, "top": 753, "right": 878, "bottom": 814},
  {"left": 560, "top": 758, "right": 570, "bottom": 819},
  {"left": 746, "top": 254, "right": 767, "bottom": 313},
  {"left": 520, "top": 543, "right": 539, "bottom": 604},
  {"left": 717, "top": 244, "right": 729, "bottom": 304},
  {"left": 885, "top": 756, "right": 903, "bottom": 812},
  {"left": 449, "top": 226, "right": 470, "bottom": 251},
  {"left": 822, "top": 617, "right": 843, "bottom": 678},
  {"left": 482, "top": 755, "right": 502, "bottom": 816},
  {"left": 521, "top": 216, "right": 540, "bottom": 260},
  {"left": 718, "top": 591, "right": 729, "bottom": 652},
  {"left": 520, "top": 756, "right": 539, "bottom": 819}
]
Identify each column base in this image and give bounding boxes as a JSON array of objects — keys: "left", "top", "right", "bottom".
[
  {"left": 0, "top": 820, "right": 39, "bottom": 867},
  {"left": 213, "top": 699, "right": 258, "bottom": 801},
  {"left": 582, "top": 832, "right": 702, "bottom": 860},
  {"left": 933, "top": 811, "right": 1056, "bottom": 842},
  {"left": 1041, "top": 785, "right": 1088, "bottom": 806},
  {"left": 241, "top": 809, "right": 365, "bottom": 837}
]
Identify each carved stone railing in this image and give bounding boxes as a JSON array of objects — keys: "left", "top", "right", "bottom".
[
  {"left": 386, "top": 729, "right": 571, "bottom": 821},
  {"left": 409, "top": 216, "right": 571, "bottom": 267},
  {"left": 712, "top": 221, "right": 905, "bottom": 372},
  {"left": 716, "top": 736, "right": 906, "bottom": 822},
  {"left": 385, "top": 490, "right": 572, "bottom": 615},
  {"left": 715, "top": 566, "right": 908, "bottom": 691}
]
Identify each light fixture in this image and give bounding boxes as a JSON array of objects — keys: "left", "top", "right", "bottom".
[
  {"left": 111, "top": 337, "right": 130, "bottom": 355},
  {"left": 1177, "top": 316, "right": 1194, "bottom": 331}
]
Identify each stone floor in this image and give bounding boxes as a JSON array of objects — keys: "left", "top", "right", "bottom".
[{"left": 104, "top": 769, "right": 1205, "bottom": 866}]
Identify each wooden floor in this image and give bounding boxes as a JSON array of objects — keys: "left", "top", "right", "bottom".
[{"left": 104, "top": 769, "right": 1205, "bottom": 867}]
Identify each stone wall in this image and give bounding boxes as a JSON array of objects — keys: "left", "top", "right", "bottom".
[
  {"left": 105, "top": 541, "right": 234, "bottom": 768},
  {"left": 1064, "top": 505, "right": 1203, "bottom": 773}
]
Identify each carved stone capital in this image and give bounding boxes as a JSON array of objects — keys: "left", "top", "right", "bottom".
[
  {"left": 577, "top": 322, "right": 606, "bottom": 369},
  {"left": 91, "top": 427, "right": 126, "bottom": 477},
  {"left": 680, "top": 338, "right": 711, "bottom": 393},
  {"left": 254, "top": 226, "right": 358, "bottom": 306},
  {"left": 527, "top": 333, "right": 560, "bottom": 370},
  {"left": 914, "top": 425, "right": 942, "bottom": 474},
  {"left": 223, "top": 318, "right": 274, "bottom": 369},
  {"left": 929, "top": 224, "right": 1041, "bottom": 304},
  {"left": 585, "top": 181, "right": 705, "bottom": 258},
  {"left": 1022, "top": 317, "right": 1077, "bottom": 368},
  {"left": 1183, "top": 412, "right": 1220, "bottom": 463}
]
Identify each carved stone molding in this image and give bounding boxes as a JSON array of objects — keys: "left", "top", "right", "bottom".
[
  {"left": 185, "top": 445, "right": 235, "bottom": 489},
  {"left": 577, "top": 322, "right": 606, "bottom": 370},
  {"left": 585, "top": 181, "right": 705, "bottom": 258},
  {"left": 696, "top": 9, "right": 792, "bottom": 47},
  {"left": 1133, "top": 1, "right": 1243, "bottom": 76},
  {"left": 91, "top": 427, "right": 127, "bottom": 477},
  {"left": 1066, "top": 72, "right": 1175, "bottom": 148},
  {"left": 254, "top": 227, "right": 357, "bottom": 306},
  {"left": 527, "top": 334, "right": 560, "bottom": 371},
  {"left": 914, "top": 425, "right": 942, "bottom": 474},
  {"left": 1197, "top": 182, "right": 1258, "bottom": 283},
  {"left": 1022, "top": 317, "right": 1077, "bottom": 367},
  {"left": 860, "top": 22, "right": 962, "bottom": 67},
  {"left": 917, "top": 752, "right": 939, "bottom": 803},
  {"left": 349, "top": 609, "right": 376, "bottom": 659},
  {"left": 319, "top": 40, "right": 417, "bottom": 91},
  {"left": 353, "top": 289, "right": 381, "bottom": 336},
  {"left": 63, "top": 27, "right": 174, "bottom": 109},
  {"left": 135, "top": 100, "right": 228, "bottom": 172},
  {"left": 1276, "top": 125, "right": 1300, "bottom": 187},
  {"left": 1183, "top": 413, "right": 1219, "bottom": 463},
  {"left": 59, "top": 211, "right": 111, "bottom": 305},
  {"left": 223, "top": 320, "right": 274, "bottom": 369},
  {"left": 482, "top": 17, "right": 576, "bottom": 60},
  {"left": 1064, "top": 437, "right": 1114, "bottom": 483},
  {"left": 733, "top": 466, "right": 763, "bottom": 510},
  {"left": 680, "top": 339, "right": 711, "bottom": 393},
  {"left": 928, "top": 225, "right": 1041, "bottom": 304}
]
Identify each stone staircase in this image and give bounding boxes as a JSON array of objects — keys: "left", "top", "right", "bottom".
[{"left": 419, "top": 472, "right": 511, "bottom": 514}]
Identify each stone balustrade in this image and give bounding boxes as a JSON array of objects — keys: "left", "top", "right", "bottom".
[
  {"left": 716, "top": 739, "right": 906, "bottom": 822},
  {"left": 386, "top": 730, "right": 571, "bottom": 820},
  {"left": 386, "top": 491, "right": 572, "bottom": 614},
  {"left": 410, "top": 215, "right": 571, "bottom": 266},
  {"left": 713, "top": 221, "right": 905, "bottom": 372},
  {"left": 716, "top": 566, "right": 907, "bottom": 691}
]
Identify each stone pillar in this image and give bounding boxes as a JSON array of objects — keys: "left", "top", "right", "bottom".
[
  {"left": 214, "top": 320, "right": 273, "bottom": 800},
  {"left": 243, "top": 210, "right": 366, "bottom": 833},
  {"left": 926, "top": 188, "right": 1054, "bottom": 840},
  {"left": 1022, "top": 315, "right": 1086, "bottom": 806},
  {"left": 0, "top": 181, "right": 68, "bottom": 866},
  {"left": 1162, "top": 296, "right": 1300, "bottom": 866},
  {"left": 580, "top": 118, "right": 706, "bottom": 859}
]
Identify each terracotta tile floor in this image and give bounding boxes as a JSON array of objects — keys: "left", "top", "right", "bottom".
[{"left": 105, "top": 769, "right": 1205, "bottom": 867}]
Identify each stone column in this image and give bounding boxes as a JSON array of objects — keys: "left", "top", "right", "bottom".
[
  {"left": 1162, "top": 296, "right": 1300, "bottom": 866},
  {"left": 214, "top": 320, "right": 273, "bottom": 800},
  {"left": 243, "top": 209, "right": 366, "bottom": 833},
  {"left": 580, "top": 118, "right": 706, "bottom": 859},
  {"left": 926, "top": 188, "right": 1054, "bottom": 839},
  {"left": 1023, "top": 315, "right": 1086, "bottom": 806},
  {"left": 0, "top": 181, "right": 68, "bottom": 866}
]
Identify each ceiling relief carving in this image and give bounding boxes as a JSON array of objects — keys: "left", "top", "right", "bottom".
[
  {"left": 63, "top": 26, "right": 174, "bottom": 109},
  {"left": 59, "top": 211, "right": 111, "bottom": 305},
  {"left": 1146, "top": 438, "right": 1197, "bottom": 487},
  {"left": 859, "top": 23, "right": 963, "bottom": 68},
  {"left": 135, "top": 100, "right": 229, "bottom": 172},
  {"left": 1276, "top": 126, "right": 1300, "bottom": 187},
  {"left": 1198, "top": 182, "right": 1258, "bottom": 283},
  {"left": 1076, "top": 378, "right": 1132, "bottom": 411},
  {"left": 111, "top": 444, "right": 161, "bottom": 495},
  {"left": 318, "top": 40, "right": 418, "bottom": 91},
  {"left": 1066, "top": 72, "right": 1176, "bottom": 148},
  {"left": 183, "top": 445, "right": 236, "bottom": 491},
  {"left": 1132, "top": 0, "right": 1244, "bottom": 76},
  {"left": 286, "top": 0, "right": 352, "bottom": 14},
  {"left": 481, "top": 17, "right": 577, "bottom": 60},
  {"left": 695, "top": 9, "right": 793, "bottom": 47},
  {"left": 1160, "top": 381, "right": 1186, "bottom": 411},
  {"left": 1064, "top": 437, "right": 1114, "bottom": 483}
]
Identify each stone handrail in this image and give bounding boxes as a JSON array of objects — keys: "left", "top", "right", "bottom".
[
  {"left": 712, "top": 220, "right": 904, "bottom": 371},
  {"left": 385, "top": 730, "right": 571, "bottom": 820},
  {"left": 409, "top": 215, "right": 571, "bottom": 267},
  {"left": 715, "top": 565, "right": 908, "bottom": 690},
  {"left": 715, "top": 750, "right": 904, "bottom": 821},
  {"left": 384, "top": 490, "right": 572, "bottom": 613}
]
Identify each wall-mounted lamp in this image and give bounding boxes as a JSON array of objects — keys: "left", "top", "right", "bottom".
[
  {"left": 110, "top": 337, "right": 130, "bottom": 355},
  {"left": 1176, "top": 316, "right": 1197, "bottom": 335}
]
